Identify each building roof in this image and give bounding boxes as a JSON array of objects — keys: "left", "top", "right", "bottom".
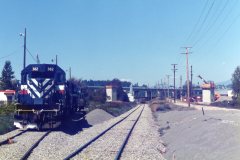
[{"left": 0, "top": 90, "right": 16, "bottom": 95}]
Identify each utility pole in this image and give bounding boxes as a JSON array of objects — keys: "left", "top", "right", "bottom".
[
  {"left": 172, "top": 64, "right": 177, "bottom": 103},
  {"left": 180, "top": 75, "right": 182, "bottom": 100},
  {"left": 190, "top": 65, "right": 193, "bottom": 98},
  {"left": 56, "top": 55, "right": 58, "bottom": 65},
  {"left": 23, "top": 28, "right": 27, "bottom": 69},
  {"left": 166, "top": 75, "right": 170, "bottom": 100},
  {"left": 161, "top": 79, "right": 165, "bottom": 99},
  {"left": 36, "top": 54, "right": 40, "bottom": 64},
  {"left": 181, "top": 47, "right": 192, "bottom": 107},
  {"left": 69, "top": 67, "right": 72, "bottom": 79}
]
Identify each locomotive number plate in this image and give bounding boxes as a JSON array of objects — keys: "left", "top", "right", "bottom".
[
  {"left": 32, "top": 67, "right": 39, "bottom": 71},
  {"left": 48, "top": 67, "right": 54, "bottom": 71}
]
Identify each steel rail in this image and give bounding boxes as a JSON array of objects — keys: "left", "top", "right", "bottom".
[
  {"left": 115, "top": 105, "right": 145, "bottom": 160},
  {"left": 0, "top": 129, "right": 28, "bottom": 146},
  {"left": 63, "top": 105, "right": 142, "bottom": 160},
  {"left": 20, "top": 130, "right": 51, "bottom": 160}
]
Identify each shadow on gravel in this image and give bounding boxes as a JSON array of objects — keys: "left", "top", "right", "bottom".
[
  {"left": 203, "top": 117, "right": 222, "bottom": 122},
  {"left": 58, "top": 118, "right": 92, "bottom": 135}
]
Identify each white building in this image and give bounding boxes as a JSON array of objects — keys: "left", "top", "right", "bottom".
[
  {"left": 0, "top": 90, "right": 15, "bottom": 106},
  {"left": 106, "top": 85, "right": 117, "bottom": 102},
  {"left": 202, "top": 89, "right": 214, "bottom": 103},
  {"left": 127, "top": 84, "right": 135, "bottom": 102},
  {"left": 228, "top": 90, "right": 233, "bottom": 97}
]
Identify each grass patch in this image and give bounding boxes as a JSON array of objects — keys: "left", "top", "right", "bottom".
[
  {"left": 149, "top": 99, "right": 171, "bottom": 112},
  {"left": 0, "top": 114, "right": 15, "bottom": 135},
  {"left": 0, "top": 104, "right": 16, "bottom": 135},
  {"left": 0, "top": 104, "right": 15, "bottom": 115}
]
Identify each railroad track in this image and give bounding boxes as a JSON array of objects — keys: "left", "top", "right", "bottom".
[
  {"left": 0, "top": 129, "right": 28, "bottom": 146},
  {"left": 20, "top": 130, "right": 51, "bottom": 160},
  {"left": 64, "top": 104, "right": 145, "bottom": 160},
  {"left": 0, "top": 130, "right": 51, "bottom": 160}
]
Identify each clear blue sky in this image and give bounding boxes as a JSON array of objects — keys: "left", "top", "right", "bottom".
[{"left": 0, "top": 0, "right": 240, "bottom": 86}]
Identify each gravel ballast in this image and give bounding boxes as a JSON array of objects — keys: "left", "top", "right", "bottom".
[
  {"left": 85, "top": 108, "right": 114, "bottom": 126},
  {"left": 0, "top": 104, "right": 165, "bottom": 160},
  {"left": 0, "top": 131, "right": 47, "bottom": 160},
  {"left": 120, "top": 104, "right": 165, "bottom": 160}
]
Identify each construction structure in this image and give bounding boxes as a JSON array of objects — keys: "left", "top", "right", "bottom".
[{"left": 198, "top": 75, "right": 215, "bottom": 103}]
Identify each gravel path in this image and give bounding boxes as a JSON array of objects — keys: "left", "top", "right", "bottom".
[{"left": 0, "top": 131, "right": 47, "bottom": 160}]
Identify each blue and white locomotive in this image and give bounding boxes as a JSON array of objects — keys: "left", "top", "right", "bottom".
[{"left": 14, "top": 64, "right": 85, "bottom": 129}]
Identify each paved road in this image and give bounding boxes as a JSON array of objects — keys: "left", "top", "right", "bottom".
[{"left": 154, "top": 103, "right": 240, "bottom": 160}]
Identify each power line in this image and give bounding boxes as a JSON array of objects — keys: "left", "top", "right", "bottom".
[
  {"left": 185, "top": 0, "right": 210, "bottom": 44},
  {"left": 212, "top": 10, "right": 240, "bottom": 48},
  {"left": 193, "top": 0, "right": 230, "bottom": 48},
  {"left": 0, "top": 45, "right": 23, "bottom": 61},
  {"left": 0, "top": 49, "right": 19, "bottom": 60},
  {"left": 192, "top": 0, "right": 216, "bottom": 47},
  {"left": 26, "top": 48, "right": 37, "bottom": 63},
  {"left": 195, "top": 0, "right": 240, "bottom": 56},
  {"left": 194, "top": 0, "right": 233, "bottom": 51}
]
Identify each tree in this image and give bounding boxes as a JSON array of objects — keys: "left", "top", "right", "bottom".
[
  {"left": 232, "top": 66, "right": 240, "bottom": 98},
  {"left": 0, "top": 61, "right": 15, "bottom": 90}
]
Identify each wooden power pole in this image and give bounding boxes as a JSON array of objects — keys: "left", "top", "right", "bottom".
[
  {"left": 23, "top": 28, "right": 26, "bottom": 69},
  {"left": 166, "top": 75, "right": 171, "bottom": 100},
  {"left": 181, "top": 47, "right": 191, "bottom": 107},
  {"left": 172, "top": 64, "right": 177, "bottom": 103},
  {"left": 190, "top": 65, "right": 193, "bottom": 97}
]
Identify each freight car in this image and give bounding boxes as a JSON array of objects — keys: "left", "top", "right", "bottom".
[{"left": 14, "top": 64, "right": 86, "bottom": 129}]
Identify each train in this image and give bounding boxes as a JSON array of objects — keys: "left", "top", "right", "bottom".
[{"left": 14, "top": 64, "right": 86, "bottom": 130}]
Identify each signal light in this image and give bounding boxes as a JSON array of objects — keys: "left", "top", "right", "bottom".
[
  {"left": 58, "top": 90, "right": 65, "bottom": 94},
  {"left": 20, "top": 89, "right": 28, "bottom": 95}
]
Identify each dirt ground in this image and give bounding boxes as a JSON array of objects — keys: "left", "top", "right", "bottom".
[{"left": 152, "top": 101, "right": 240, "bottom": 160}]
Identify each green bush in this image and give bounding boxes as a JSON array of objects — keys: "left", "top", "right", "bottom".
[
  {"left": 0, "top": 114, "right": 14, "bottom": 135},
  {"left": 0, "top": 104, "right": 15, "bottom": 135},
  {"left": 0, "top": 103, "right": 16, "bottom": 115}
]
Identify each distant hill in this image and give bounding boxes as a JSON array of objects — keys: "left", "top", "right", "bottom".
[
  {"left": 215, "top": 80, "right": 232, "bottom": 89},
  {"left": 215, "top": 80, "right": 231, "bottom": 86}
]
